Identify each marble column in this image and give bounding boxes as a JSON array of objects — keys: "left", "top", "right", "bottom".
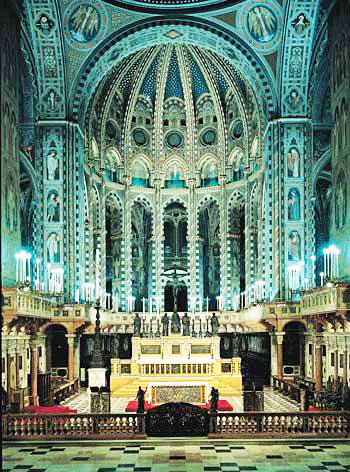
[
  {"left": 30, "top": 339, "right": 39, "bottom": 406},
  {"left": 65, "top": 334, "right": 76, "bottom": 382},
  {"left": 276, "top": 332, "right": 285, "bottom": 378},
  {"left": 269, "top": 333, "right": 278, "bottom": 383},
  {"left": 315, "top": 337, "right": 323, "bottom": 392}
]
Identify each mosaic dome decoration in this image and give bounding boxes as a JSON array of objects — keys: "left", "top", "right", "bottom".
[
  {"left": 102, "top": 0, "right": 236, "bottom": 12},
  {"left": 64, "top": 1, "right": 108, "bottom": 50},
  {"left": 238, "top": 0, "right": 282, "bottom": 53}
]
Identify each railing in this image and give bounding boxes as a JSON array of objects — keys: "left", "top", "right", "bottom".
[
  {"left": 272, "top": 376, "right": 302, "bottom": 403},
  {"left": 140, "top": 362, "right": 214, "bottom": 376},
  {"left": 300, "top": 284, "right": 350, "bottom": 316},
  {"left": 3, "top": 411, "right": 349, "bottom": 440},
  {"left": 209, "top": 411, "right": 350, "bottom": 437},
  {"left": 2, "top": 413, "right": 146, "bottom": 440},
  {"left": 52, "top": 378, "right": 80, "bottom": 404}
]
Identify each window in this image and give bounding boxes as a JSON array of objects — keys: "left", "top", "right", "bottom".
[
  {"left": 180, "top": 119, "right": 186, "bottom": 126},
  {"left": 309, "top": 344, "right": 312, "bottom": 356},
  {"left": 340, "top": 354, "right": 344, "bottom": 369},
  {"left": 331, "top": 352, "right": 335, "bottom": 367},
  {"left": 132, "top": 116, "right": 136, "bottom": 123}
]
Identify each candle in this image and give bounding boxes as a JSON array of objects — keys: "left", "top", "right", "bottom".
[
  {"left": 199, "top": 298, "right": 203, "bottom": 313},
  {"left": 142, "top": 297, "right": 145, "bottom": 316},
  {"left": 75, "top": 289, "right": 79, "bottom": 303},
  {"left": 149, "top": 296, "right": 152, "bottom": 318},
  {"left": 320, "top": 272, "right": 324, "bottom": 287},
  {"left": 206, "top": 297, "right": 209, "bottom": 314}
]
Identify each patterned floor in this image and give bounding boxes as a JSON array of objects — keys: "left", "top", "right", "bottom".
[
  {"left": 61, "top": 387, "right": 299, "bottom": 413},
  {"left": 3, "top": 440, "right": 350, "bottom": 472}
]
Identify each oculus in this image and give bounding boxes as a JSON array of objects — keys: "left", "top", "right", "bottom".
[
  {"left": 106, "top": 120, "right": 119, "bottom": 141},
  {"left": 132, "top": 128, "right": 148, "bottom": 146},
  {"left": 200, "top": 128, "right": 217, "bottom": 146},
  {"left": 232, "top": 120, "right": 244, "bottom": 139},
  {"left": 166, "top": 131, "right": 184, "bottom": 149}
]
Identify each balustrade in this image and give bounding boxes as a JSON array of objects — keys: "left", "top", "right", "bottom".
[
  {"left": 210, "top": 412, "right": 350, "bottom": 437},
  {"left": 3, "top": 411, "right": 348, "bottom": 440},
  {"left": 2, "top": 413, "right": 146, "bottom": 440},
  {"left": 140, "top": 362, "right": 213, "bottom": 376}
]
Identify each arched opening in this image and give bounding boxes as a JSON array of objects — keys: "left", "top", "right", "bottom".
[
  {"left": 199, "top": 200, "right": 220, "bottom": 309},
  {"left": 163, "top": 202, "right": 188, "bottom": 271},
  {"left": 131, "top": 200, "right": 153, "bottom": 310},
  {"left": 229, "top": 197, "right": 245, "bottom": 302},
  {"left": 45, "top": 324, "right": 68, "bottom": 378},
  {"left": 105, "top": 196, "right": 122, "bottom": 309},
  {"left": 283, "top": 322, "right": 306, "bottom": 377}
]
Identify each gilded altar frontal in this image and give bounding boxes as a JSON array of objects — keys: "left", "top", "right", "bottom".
[{"left": 1, "top": 0, "right": 350, "bottom": 469}]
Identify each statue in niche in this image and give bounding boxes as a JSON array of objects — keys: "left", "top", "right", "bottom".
[
  {"left": 171, "top": 311, "right": 181, "bottom": 334},
  {"left": 291, "top": 13, "right": 310, "bottom": 35},
  {"left": 211, "top": 312, "right": 219, "bottom": 335},
  {"left": 288, "top": 231, "right": 301, "bottom": 261},
  {"left": 6, "top": 186, "right": 17, "bottom": 232},
  {"left": 182, "top": 313, "right": 190, "bottom": 336},
  {"left": 133, "top": 313, "right": 141, "bottom": 337},
  {"left": 287, "top": 148, "right": 300, "bottom": 177},
  {"left": 47, "top": 233, "right": 60, "bottom": 262},
  {"left": 112, "top": 240, "right": 120, "bottom": 280},
  {"left": 336, "top": 176, "right": 347, "bottom": 228},
  {"left": 161, "top": 313, "right": 169, "bottom": 336},
  {"left": 288, "top": 189, "right": 301, "bottom": 220},
  {"left": 47, "top": 150, "right": 59, "bottom": 180},
  {"left": 47, "top": 192, "right": 59, "bottom": 222}
]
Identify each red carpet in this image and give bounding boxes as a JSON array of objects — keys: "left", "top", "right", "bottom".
[
  {"left": 25, "top": 405, "right": 78, "bottom": 414},
  {"left": 125, "top": 399, "right": 232, "bottom": 412}
]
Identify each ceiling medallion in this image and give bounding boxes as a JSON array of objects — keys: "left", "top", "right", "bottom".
[
  {"left": 238, "top": 0, "right": 282, "bottom": 53},
  {"left": 63, "top": 1, "right": 108, "bottom": 50},
  {"left": 164, "top": 30, "right": 183, "bottom": 40}
]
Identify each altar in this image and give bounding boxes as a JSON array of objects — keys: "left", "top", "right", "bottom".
[{"left": 110, "top": 334, "right": 242, "bottom": 400}]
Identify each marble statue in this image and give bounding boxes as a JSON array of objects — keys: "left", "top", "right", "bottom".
[
  {"left": 171, "top": 311, "right": 181, "bottom": 334},
  {"left": 161, "top": 313, "right": 169, "bottom": 336},
  {"left": 182, "top": 313, "right": 190, "bottom": 336},
  {"left": 210, "top": 312, "right": 219, "bottom": 335},
  {"left": 133, "top": 313, "right": 141, "bottom": 337}
]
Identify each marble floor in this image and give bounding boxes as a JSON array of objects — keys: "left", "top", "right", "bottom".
[
  {"left": 61, "top": 387, "right": 299, "bottom": 413},
  {"left": 3, "top": 439, "right": 350, "bottom": 472}
]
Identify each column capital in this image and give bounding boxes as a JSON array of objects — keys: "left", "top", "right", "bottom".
[
  {"left": 65, "top": 333, "right": 76, "bottom": 346},
  {"left": 275, "top": 332, "right": 285, "bottom": 344}
]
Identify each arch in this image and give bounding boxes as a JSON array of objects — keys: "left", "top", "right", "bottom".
[
  {"left": 131, "top": 194, "right": 154, "bottom": 214},
  {"left": 228, "top": 189, "right": 245, "bottom": 210},
  {"left": 162, "top": 195, "right": 188, "bottom": 211},
  {"left": 312, "top": 148, "right": 331, "bottom": 194},
  {"left": 70, "top": 20, "right": 277, "bottom": 123}
]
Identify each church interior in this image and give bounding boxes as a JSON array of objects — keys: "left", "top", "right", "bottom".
[{"left": 1, "top": 0, "right": 350, "bottom": 470}]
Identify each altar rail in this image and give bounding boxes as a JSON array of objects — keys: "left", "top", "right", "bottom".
[
  {"left": 2, "top": 413, "right": 146, "bottom": 440},
  {"left": 209, "top": 412, "right": 350, "bottom": 438},
  {"left": 3, "top": 411, "right": 349, "bottom": 440}
]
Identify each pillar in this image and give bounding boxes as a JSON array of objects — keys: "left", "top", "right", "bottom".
[
  {"left": 65, "top": 334, "right": 76, "bottom": 382},
  {"left": 269, "top": 332, "right": 278, "bottom": 382},
  {"left": 315, "top": 337, "right": 323, "bottom": 392},
  {"left": 276, "top": 332, "right": 285, "bottom": 378},
  {"left": 30, "top": 339, "right": 39, "bottom": 405}
]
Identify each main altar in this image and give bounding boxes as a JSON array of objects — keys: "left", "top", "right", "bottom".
[{"left": 110, "top": 333, "right": 242, "bottom": 403}]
